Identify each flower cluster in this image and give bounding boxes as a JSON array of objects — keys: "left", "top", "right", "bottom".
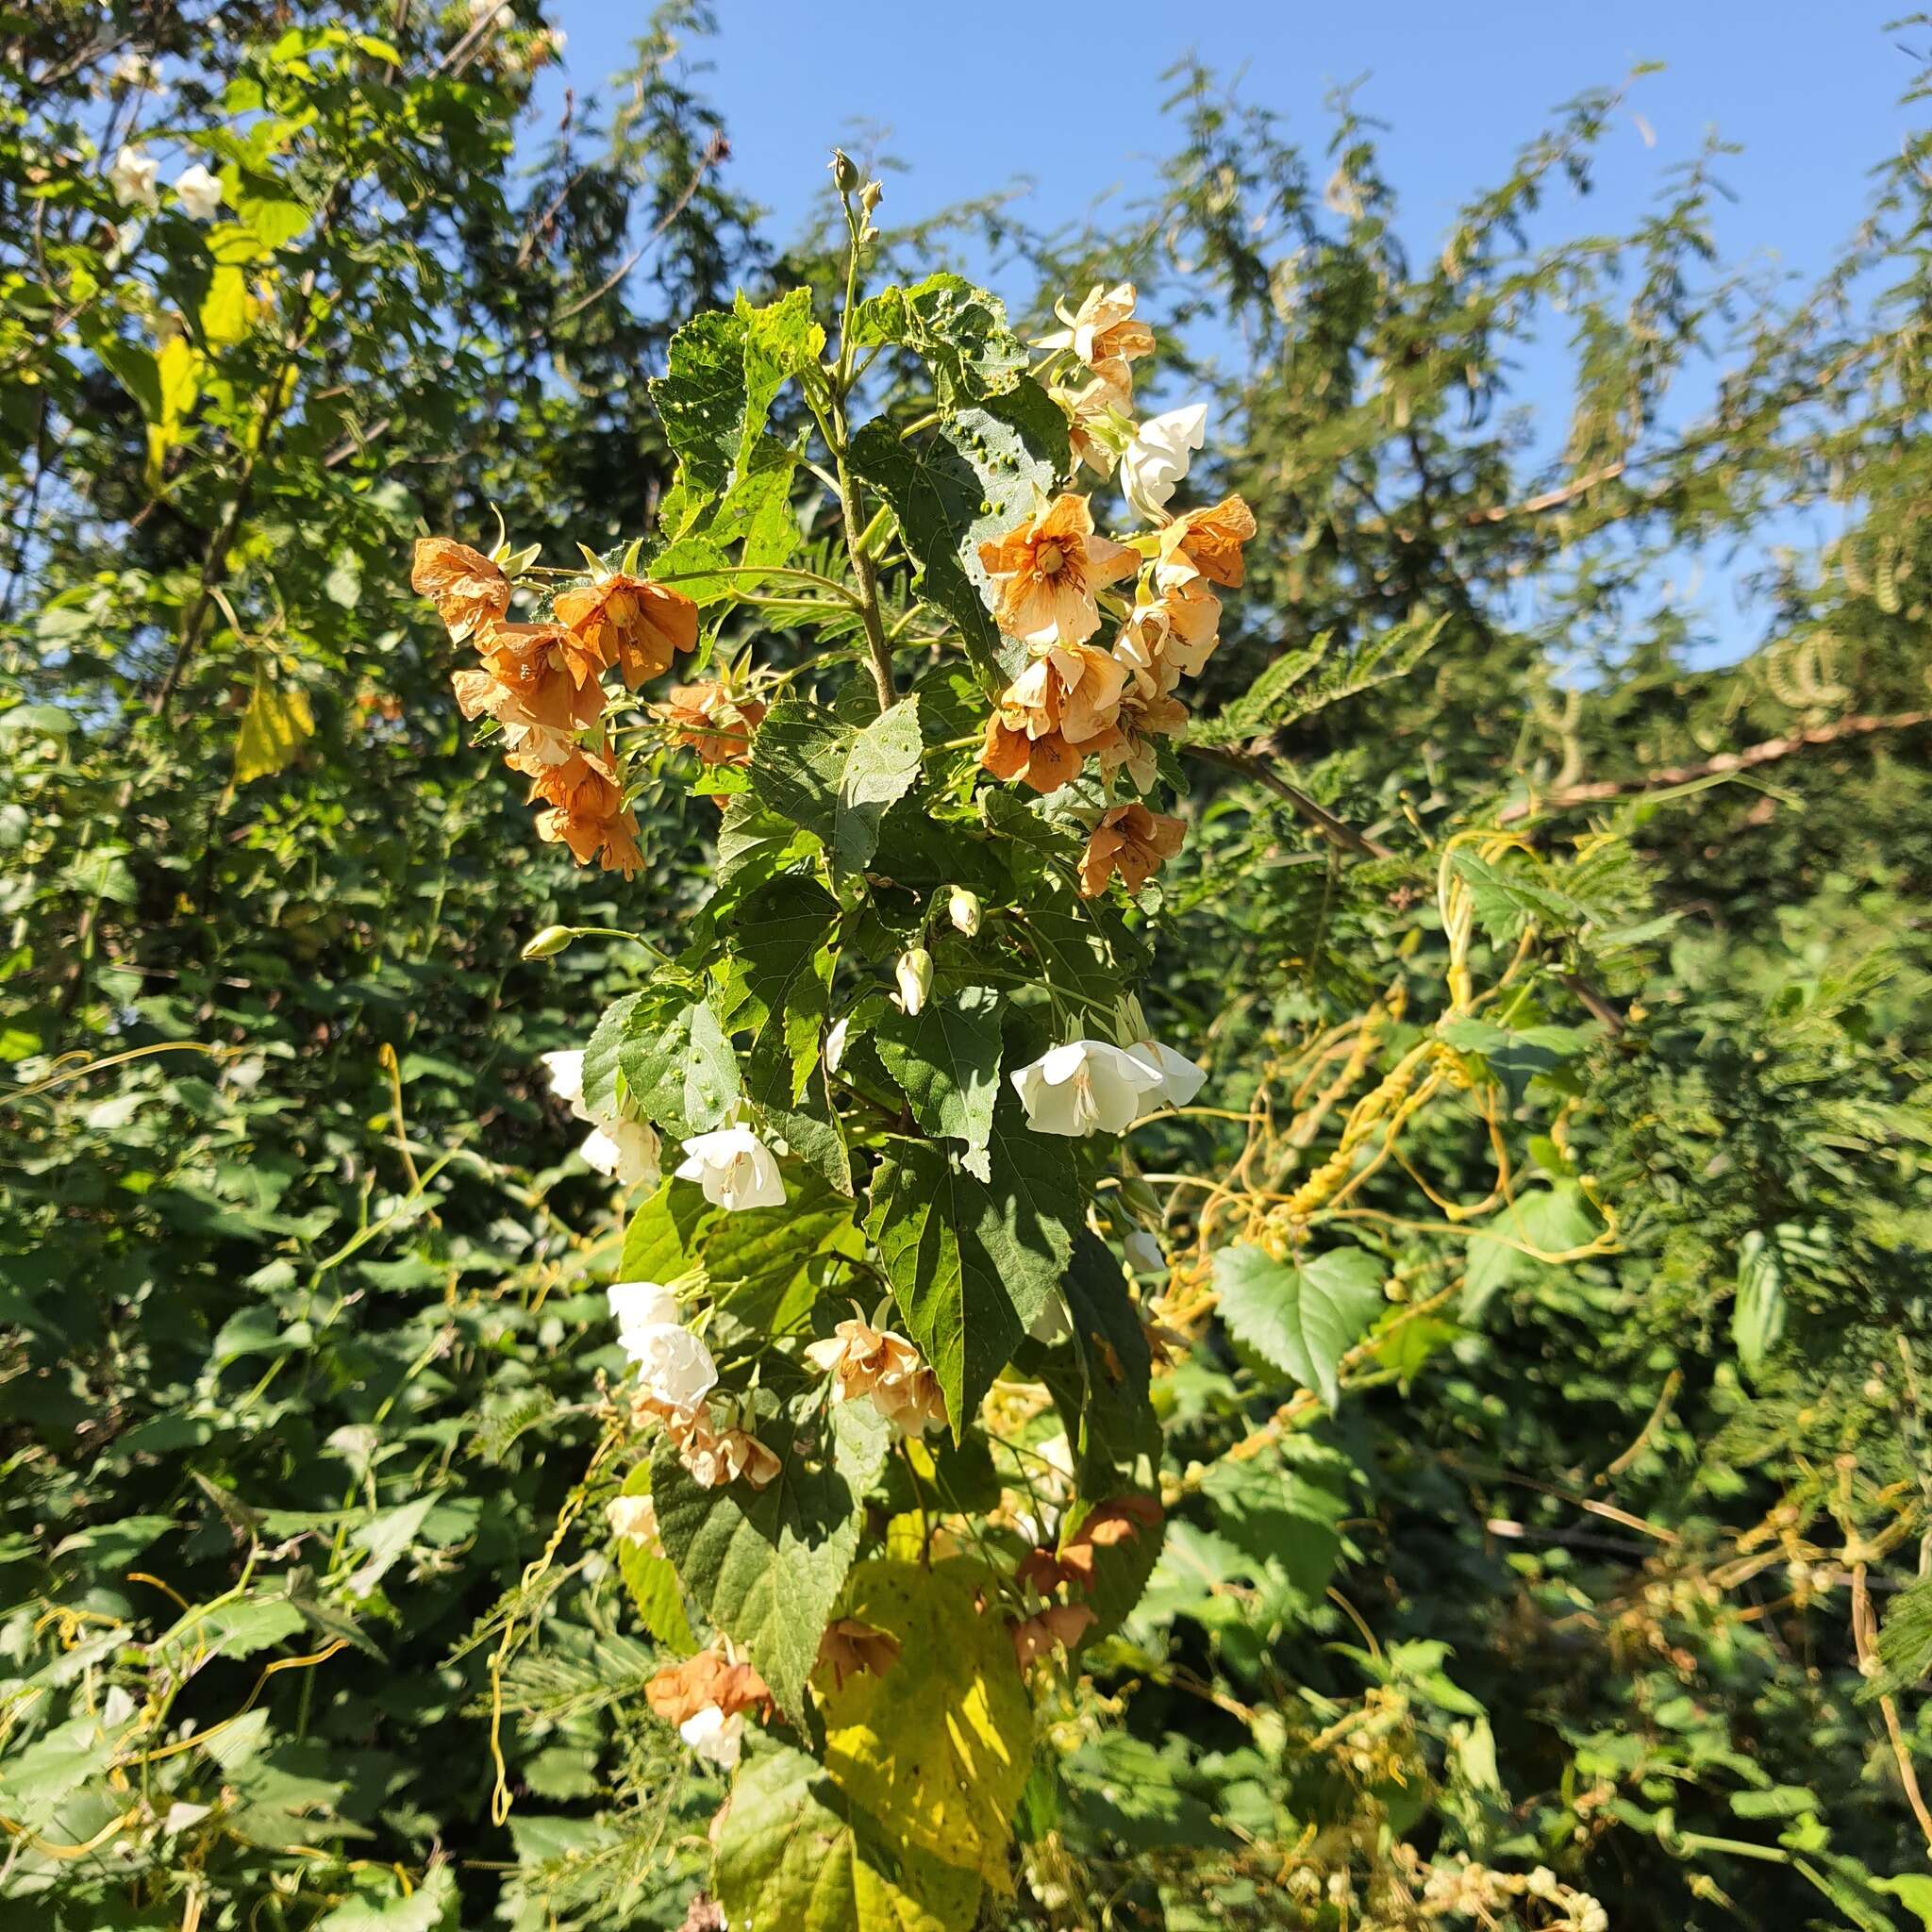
[
  {"left": 981, "top": 283, "right": 1257, "bottom": 907},
  {"left": 541, "top": 1049, "right": 661, "bottom": 1189},
  {"left": 413, "top": 538, "right": 702, "bottom": 878},
  {"left": 805, "top": 1314, "right": 948, "bottom": 1437},
  {"left": 608, "top": 1282, "right": 779, "bottom": 1493},
  {"left": 646, "top": 1640, "right": 773, "bottom": 1772},
  {"left": 1009, "top": 1493, "right": 1163, "bottom": 1668}
]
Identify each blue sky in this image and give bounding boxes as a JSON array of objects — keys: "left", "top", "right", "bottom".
[{"left": 540, "top": 3, "right": 1924, "bottom": 660}]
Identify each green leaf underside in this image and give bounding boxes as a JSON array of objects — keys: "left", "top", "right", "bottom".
[
  {"left": 1211, "top": 1244, "right": 1386, "bottom": 1409},
  {"left": 874, "top": 986, "right": 1002, "bottom": 1164}
]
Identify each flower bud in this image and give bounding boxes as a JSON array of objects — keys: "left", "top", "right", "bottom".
[
  {"left": 895, "top": 947, "right": 933, "bottom": 1017},
  {"left": 859, "top": 179, "right": 884, "bottom": 217},
  {"left": 522, "top": 924, "right": 575, "bottom": 959},
  {"left": 824, "top": 1014, "right": 851, "bottom": 1073},
  {"left": 829, "top": 148, "right": 860, "bottom": 193},
  {"left": 947, "top": 886, "right": 982, "bottom": 936}
]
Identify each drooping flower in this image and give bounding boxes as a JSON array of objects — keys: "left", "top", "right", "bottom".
[
  {"left": 1122, "top": 1037, "right": 1207, "bottom": 1111},
  {"left": 647, "top": 1642, "right": 771, "bottom": 1769},
  {"left": 678, "top": 1704, "right": 742, "bottom": 1770},
  {"left": 1113, "top": 583, "right": 1222, "bottom": 694},
  {"left": 948, "top": 886, "right": 982, "bottom": 936},
  {"left": 580, "top": 1117, "right": 661, "bottom": 1190},
  {"left": 608, "top": 1280, "right": 681, "bottom": 1341},
  {"left": 805, "top": 1316, "right": 949, "bottom": 1437},
  {"left": 451, "top": 625, "right": 606, "bottom": 753},
  {"left": 1079, "top": 801, "right": 1186, "bottom": 898},
  {"left": 978, "top": 640, "right": 1129, "bottom": 796},
  {"left": 173, "top": 162, "right": 223, "bottom": 222},
  {"left": 108, "top": 145, "right": 159, "bottom": 208},
  {"left": 654, "top": 681, "right": 766, "bottom": 767},
  {"left": 1039, "top": 282, "right": 1156, "bottom": 375},
  {"left": 1121, "top": 404, "right": 1208, "bottom": 523},
  {"left": 1123, "top": 1229, "right": 1164, "bottom": 1275},
  {"left": 1058, "top": 1493, "right": 1164, "bottom": 1586},
  {"left": 894, "top": 947, "right": 932, "bottom": 1017},
  {"left": 1010, "top": 1600, "right": 1095, "bottom": 1667},
  {"left": 816, "top": 1619, "right": 903, "bottom": 1692},
  {"left": 665, "top": 1405, "right": 782, "bottom": 1490},
  {"left": 606, "top": 1493, "right": 662, "bottom": 1553},
  {"left": 412, "top": 538, "right": 510, "bottom": 642},
  {"left": 1092, "top": 678, "right": 1189, "bottom": 794},
  {"left": 528, "top": 749, "right": 642, "bottom": 878},
  {"left": 1053, "top": 362, "right": 1135, "bottom": 477},
  {"left": 539, "top": 1049, "right": 589, "bottom": 1119},
  {"left": 977, "top": 495, "right": 1140, "bottom": 646},
  {"left": 1155, "top": 493, "right": 1257, "bottom": 591},
  {"left": 674, "top": 1126, "right": 786, "bottom": 1211},
  {"left": 1010, "top": 1041, "right": 1167, "bottom": 1138},
  {"left": 625, "top": 1321, "right": 718, "bottom": 1415},
  {"left": 553, "top": 574, "right": 698, "bottom": 689}
]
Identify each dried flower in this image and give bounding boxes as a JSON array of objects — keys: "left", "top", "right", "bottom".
[
  {"left": 528, "top": 749, "right": 643, "bottom": 877},
  {"left": 412, "top": 538, "right": 510, "bottom": 643},
  {"left": 816, "top": 1618, "right": 903, "bottom": 1691},
  {"left": 1040, "top": 282, "right": 1156, "bottom": 375},
  {"left": 1155, "top": 492, "right": 1257, "bottom": 591},
  {"left": 606, "top": 1493, "right": 662, "bottom": 1554},
  {"left": 654, "top": 680, "right": 766, "bottom": 766},
  {"left": 1010, "top": 1601, "right": 1095, "bottom": 1667},
  {"left": 553, "top": 574, "right": 698, "bottom": 688},
  {"left": 1079, "top": 801, "right": 1186, "bottom": 898}
]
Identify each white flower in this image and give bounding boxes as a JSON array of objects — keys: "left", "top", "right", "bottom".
[
  {"left": 1124, "top": 1229, "right": 1165, "bottom": 1274},
  {"left": 894, "top": 946, "right": 932, "bottom": 1017},
  {"left": 540, "top": 1048, "right": 590, "bottom": 1117},
  {"left": 108, "top": 146, "right": 159, "bottom": 208},
  {"left": 606, "top": 1494, "right": 662, "bottom": 1553},
  {"left": 1009, "top": 1041, "right": 1166, "bottom": 1138},
  {"left": 1122, "top": 405, "right": 1208, "bottom": 523},
  {"left": 675, "top": 1126, "right": 786, "bottom": 1211},
  {"left": 173, "top": 163, "right": 223, "bottom": 222},
  {"left": 948, "top": 886, "right": 982, "bottom": 936},
  {"left": 629, "top": 1323, "right": 718, "bottom": 1412},
  {"left": 824, "top": 1015, "right": 851, "bottom": 1074},
  {"left": 580, "top": 1118, "right": 661, "bottom": 1190},
  {"left": 678, "top": 1704, "right": 741, "bottom": 1770},
  {"left": 608, "top": 1280, "right": 680, "bottom": 1340},
  {"left": 1122, "top": 1038, "right": 1207, "bottom": 1110}
]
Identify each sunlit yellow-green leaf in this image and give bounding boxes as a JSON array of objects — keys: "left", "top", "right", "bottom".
[
  {"left": 715, "top": 1741, "right": 979, "bottom": 1932},
  {"left": 819, "top": 1559, "right": 1031, "bottom": 1891},
  {"left": 232, "top": 672, "right": 314, "bottom": 786},
  {"left": 613, "top": 1462, "right": 693, "bottom": 1654}
]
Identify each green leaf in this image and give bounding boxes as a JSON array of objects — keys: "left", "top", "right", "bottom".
[
  {"left": 838, "top": 697, "right": 924, "bottom": 876},
  {"left": 1877, "top": 1874, "right": 1932, "bottom": 1929},
  {"left": 345, "top": 1493, "right": 439, "bottom": 1595},
  {"left": 721, "top": 875, "right": 839, "bottom": 1105},
  {"left": 580, "top": 991, "right": 644, "bottom": 1124},
  {"left": 652, "top": 1398, "right": 889, "bottom": 1723},
  {"left": 614, "top": 1463, "right": 695, "bottom": 1653},
  {"left": 652, "top": 289, "right": 821, "bottom": 494},
  {"left": 1211, "top": 1244, "right": 1385, "bottom": 1409},
  {"left": 716, "top": 1740, "right": 981, "bottom": 1932},
  {"left": 852, "top": 272, "right": 1025, "bottom": 410},
  {"left": 848, "top": 381, "right": 1068, "bottom": 675},
  {"left": 1731, "top": 1228, "right": 1787, "bottom": 1377},
  {"left": 618, "top": 997, "right": 740, "bottom": 1138},
  {"left": 864, "top": 1095, "right": 1079, "bottom": 1435},
  {"left": 619, "top": 1177, "right": 717, "bottom": 1283},
  {"left": 700, "top": 1167, "right": 862, "bottom": 1332},
  {"left": 820, "top": 1558, "right": 1032, "bottom": 1890},
  {"left": 1462, "top": 1184, "right": 1601, "bottom": 1317},
  {"left": 313, "top": 1863, "right": 457, "bottom": 1932},
  {"left": 233, "top": 671, "right": 314, "bottom": 786},
  {"left": 1866, "top": 1574, "right": 1932, "bottom": 1700},
  {"left": 1040, "top": 1235, "right": 1158, "bottom": 1491},
  {"left": 748, "top": 697, "right": 924, "bottom": 878},
  {"left": 874, "top": 985, "right": 1002, "bottom": 1164}
]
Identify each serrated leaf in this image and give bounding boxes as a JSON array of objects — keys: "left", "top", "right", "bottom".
[
  {"left": 618, "top": 997, "right": 739, "bottom": 1138},
  {"left": 820, "top": 1558, "right": 1032, "bottom": 1891},
  {"left": 852, "top": 272, "right": 1025, "bottom": 410},
  {"left": 838, "top": 697, "right": 924, "bottom": 876},
  {"left": 716, "top": 1740, "right": 981, "bottom": 1932},
  {"left": 580, "top": 991, "right": 643, "bottom": 1124},
  {"left": 1211, "top": 1244, "right": 1385, "bottom": 1409},
  {"left": 721, "top": 875, "right": 839, "bottom": 1105},
  {"left": 864, "top": 1095, "right": 1078, "bottom": 1434},
  {"left": 652, "top": 1398, "right": 888, "bottom": 1723},
  {"left": 652, "top": 290, "right": 820, "bottom": 494},
  {"left": 700, "top": 1167, "right": 861, "bottom": 1332},
  {"left": 874, "top": 986, "right": 1002, "bottom": 1161}
]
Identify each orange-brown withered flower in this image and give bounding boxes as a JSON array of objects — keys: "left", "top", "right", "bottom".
[
  {"left": 977, "top": 494, "right": 1139, "bottom": 646},
  {"left": 1155, "top": 493, "right": 1257, "bottom": 591},
  {"left": 412, "top": 538, "right": 509, "bottom": 642},
  {"left": 1079, "top": 801, "right": 1186, "bottom": 898},
  {"left": 554, "top": 573, "right": 698, "bottom": 689}
]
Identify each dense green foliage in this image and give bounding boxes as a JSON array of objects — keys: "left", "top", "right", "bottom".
[{"left": 2, "top": 6, "right": 1929, "bottom": 1929}]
